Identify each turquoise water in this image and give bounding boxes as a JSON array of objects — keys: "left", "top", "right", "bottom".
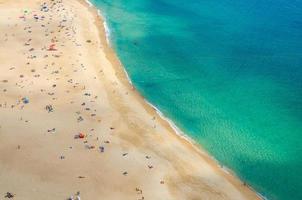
[{"left": 90, "top": 0, "right": 302, "bottom": 199}]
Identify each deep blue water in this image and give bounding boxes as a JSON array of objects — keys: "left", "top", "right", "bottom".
[{"left": 91, "top": 0, "right": 302, "bottom": 199}]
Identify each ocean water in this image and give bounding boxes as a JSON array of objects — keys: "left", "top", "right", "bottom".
[{"left": 90, "top": 0, "right": 302, "bottom": 199}]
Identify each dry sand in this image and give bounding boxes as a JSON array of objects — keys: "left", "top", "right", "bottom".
[{"left": 0, "top": 0, "right": 261, "bottom": 199}]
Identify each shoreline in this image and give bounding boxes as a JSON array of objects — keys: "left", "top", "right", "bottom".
[
  {"left": 0, "top": 0, "right": 263, "bottom": 199},
  {"left": 81, "top": 0, "right": 264, "bottom": 199}
]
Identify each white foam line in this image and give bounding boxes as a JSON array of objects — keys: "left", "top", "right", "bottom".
[
  {"left": 85, "top": 0, "right": 111, "bottom": 45},
  {"left": 96, "top": 9, "right": 110, "bottom": 45},
  {"left": 83, "top": 1, "right": 266, "bottom": 199},
  {"left": 103, "top": 19, "right": 111, "bottom": 45},
  {"left": 85, "top": 0, "right": 93, "bottom": 7}
]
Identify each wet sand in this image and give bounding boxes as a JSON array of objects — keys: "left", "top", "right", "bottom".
[{"left": 0, "top": 0, "right": 261, "bottom": 199}]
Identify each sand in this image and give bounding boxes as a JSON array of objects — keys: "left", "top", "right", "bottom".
[{"left": 0, "top": 0, "right": 261, "bottom": 199}]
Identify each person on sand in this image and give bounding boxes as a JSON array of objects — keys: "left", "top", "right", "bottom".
[{"left": 4, "top": 192, "right": 14, "bottom": 198}]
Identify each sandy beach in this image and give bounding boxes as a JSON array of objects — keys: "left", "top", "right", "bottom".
[{"left": 0, "top": 0, "right": 261, "bottom": 199}]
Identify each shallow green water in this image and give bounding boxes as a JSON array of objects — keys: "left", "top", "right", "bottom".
[{"left": 90, "top": 0, "right": 302, "bottom": 199}]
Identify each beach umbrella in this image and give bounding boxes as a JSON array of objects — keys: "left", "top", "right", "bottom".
[{"left": 22, "top": 97, "right": 29, "bottom": 104}]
